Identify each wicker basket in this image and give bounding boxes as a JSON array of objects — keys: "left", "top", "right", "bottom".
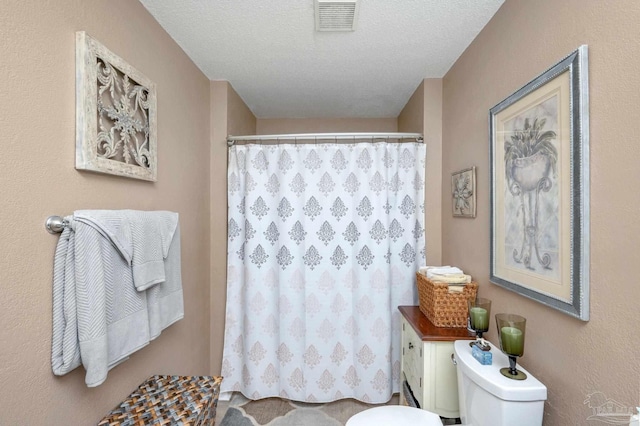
[
  {"left": 416, "top": 272, "right": 478, "bottom": 328},
  {"left": 99, "top": 375, "right": 222, "bottom": 426}
]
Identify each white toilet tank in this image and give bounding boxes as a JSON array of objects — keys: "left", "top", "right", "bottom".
[{"left": 453, "top": 340, "right": 547, "bottom": 426}]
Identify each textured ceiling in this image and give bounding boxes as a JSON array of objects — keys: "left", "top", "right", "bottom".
[{"left": 139, "top": 0, "right": 504, "bottom": 119}]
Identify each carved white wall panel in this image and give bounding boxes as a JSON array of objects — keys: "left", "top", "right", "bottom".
[{"left": 76, "top": 31, "right": 157, "bottom": 181}]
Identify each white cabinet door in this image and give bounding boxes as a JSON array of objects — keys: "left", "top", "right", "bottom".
[
  {"left": 401, "top": 317, "right": 461, "bottom": 418},
  {"left": 401, "top": 317, "right": 424, "bottom": 407},
  {"left": 429, "top": 342, "right": 461, "bottom": 418}
]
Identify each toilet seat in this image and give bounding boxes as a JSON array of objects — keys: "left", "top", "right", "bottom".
[{"left": 346, "top": 405, "right": 443, "bottom": 426}]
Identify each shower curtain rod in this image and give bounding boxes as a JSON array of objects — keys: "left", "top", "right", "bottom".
[{"left": 226, "top": 132, "right": 423, "bottom": 147}]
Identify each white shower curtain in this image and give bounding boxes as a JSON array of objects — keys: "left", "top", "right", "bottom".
[{"left": 221, "top": 142, "right": 426, "bottom": 403}]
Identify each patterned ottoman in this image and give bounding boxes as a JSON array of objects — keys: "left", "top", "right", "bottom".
[{"left": 99, "top": 375, "right": 223, "bottom": 426}]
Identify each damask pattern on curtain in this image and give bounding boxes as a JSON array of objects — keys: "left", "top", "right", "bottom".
[{"left": 221, "top": 142, "right": 426, "bottom": 403}]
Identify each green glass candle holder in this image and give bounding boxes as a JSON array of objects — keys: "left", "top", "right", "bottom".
[
  {"left": 467, "top": 297, "right": 491, "bottom": 350},
  {"left": 495, "top": 313, "right": 527, "bottom": 380}
]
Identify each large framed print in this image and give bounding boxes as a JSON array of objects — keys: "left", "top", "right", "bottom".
[{"left": 490, "top": 45, "right": 589, "bottom": 321}]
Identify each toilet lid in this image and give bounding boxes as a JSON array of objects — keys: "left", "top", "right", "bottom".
[{"left": 346, "top": 406, "right": 443, "bottom": 426}]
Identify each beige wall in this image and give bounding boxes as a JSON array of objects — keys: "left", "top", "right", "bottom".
[
  {"left": 442, "top": 0, "right": 640, "bottom": 424},
  {"left": 398, "top": 81, "right": 425, "bottom": 134},
  {"left": 227, "top": 84, "right": 257, "bottom": 137},
  {"left": 210, "top": 82, "right": 256, "bottom": 375},
  {"left": 209, "top": 81, "right": 228, "bottom": 380},
  {"left": 0, "top": 1, "right": 211, "bottom": 424},
  {"left": 257, "top": 117, "right": 397, "bottom": 134},
  {"left": 399, "top": 79, "right": 443, "bottom": 265}
]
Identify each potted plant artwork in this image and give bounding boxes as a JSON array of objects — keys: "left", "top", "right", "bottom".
[
  {"left": 490, "top": 46, "right": 589, "bottom": 320},
  {"left": 503, "top": 117, "right": 558, "bottom": 270}
]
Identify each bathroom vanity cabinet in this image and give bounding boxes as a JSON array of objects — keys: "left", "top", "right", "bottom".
[{"left": 399, "top": 306, "right": 475, "bottom": 419}]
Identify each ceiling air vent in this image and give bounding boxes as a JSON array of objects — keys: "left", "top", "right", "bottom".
[{"left": 315, "top": 0, "right": 359, "bottom": 32}]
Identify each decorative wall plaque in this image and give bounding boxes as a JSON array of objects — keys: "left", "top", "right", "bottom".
[
  {"left": 76, "top": 31, "right": 157, "bottom": 181},
  {"left": 452, "top": 166, "right": 476, "bottom": 218}
]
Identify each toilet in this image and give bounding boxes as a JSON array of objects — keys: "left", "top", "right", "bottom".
[
  {"left": 347, "top": 339, "right": 547, "bottom": 426},
  {"left": 346, "top": 405, "right": 444, "bottom": 425}
]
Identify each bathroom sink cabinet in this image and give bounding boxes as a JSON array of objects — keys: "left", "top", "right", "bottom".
[{"left": 399, "top": 306, "right": 475, "bottom": 419}]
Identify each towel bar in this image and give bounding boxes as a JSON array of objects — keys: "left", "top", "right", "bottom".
[{"left": 46, "top": 216, "right": 68, "bottom": 234}]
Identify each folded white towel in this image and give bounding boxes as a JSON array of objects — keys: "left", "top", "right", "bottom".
[
  {"left": 52, "top": 211, "right": 183, "bottom": 387},
  {"left": 426, "top": 266, "right": 464, "bottom": 276},
  {"left": 417, "top": 266, "right": 471, "bottom": 284},
  {"left": 429, "top": 273, "right": 472, "bottom": 284},
  {"left": 53, "top": 217, "right": 150, "bottom": 386},
  {"left": 418, "top": 266, "right": 464, "bottom": 277},
  {"left": 147, "top": 223, "right": 184, "bottom": 340},
  {"left": 74, "top": 210, "right": 178, "bottom": 291},
  {"left": 51, "top": 224, "right": 82, "bottom": 376}
]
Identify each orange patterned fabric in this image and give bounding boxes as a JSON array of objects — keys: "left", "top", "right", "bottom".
[{"left": 99, "top": 375, "right": 222, "bottom": 426}]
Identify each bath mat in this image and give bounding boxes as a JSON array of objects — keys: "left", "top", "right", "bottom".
[{"left": 219, "top": 393, "right": 399, "bottom": 426}]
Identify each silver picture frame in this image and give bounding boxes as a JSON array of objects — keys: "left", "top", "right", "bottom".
[{"left": 489, "top": 45, "right": 589, "bottom": 321}]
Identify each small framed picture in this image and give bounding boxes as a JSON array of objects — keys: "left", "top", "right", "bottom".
[{"left": 452, "top": 166, "right": 476, "bottom": 218}]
